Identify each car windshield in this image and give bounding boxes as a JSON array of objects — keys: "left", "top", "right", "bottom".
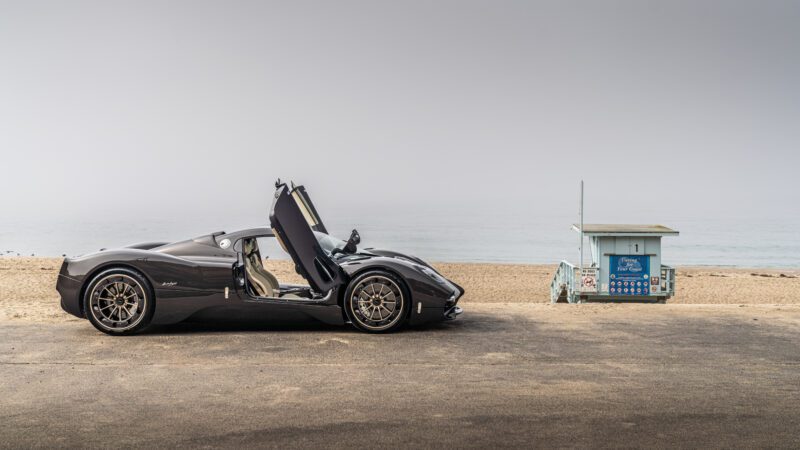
[{"left": 313, "top": 231, "right": 346, "bottom": 256}]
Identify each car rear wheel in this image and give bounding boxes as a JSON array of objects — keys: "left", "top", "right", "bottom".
[
  {"left": 344, "top": 270, "right": 408, "bottom": 333},
  {"left": 83, "top": 268, "right": 154, "bottom": 335}
]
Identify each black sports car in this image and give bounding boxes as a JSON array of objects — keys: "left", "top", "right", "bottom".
[{"left": 57, "top": 180, "right": 464, "bottom": 334}]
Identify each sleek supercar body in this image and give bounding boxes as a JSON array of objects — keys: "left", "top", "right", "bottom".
[{"left": 57, "top": 181, "right": 464, "bottom": 334}]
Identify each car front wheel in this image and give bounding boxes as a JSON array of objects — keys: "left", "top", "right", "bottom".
[{"left": 344, "top": 270, "right": 408, "bottom": 333}]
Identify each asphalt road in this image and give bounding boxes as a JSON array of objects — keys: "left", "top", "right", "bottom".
[{"left": 1, "top": 304, "right": 799, "bottom": 449}]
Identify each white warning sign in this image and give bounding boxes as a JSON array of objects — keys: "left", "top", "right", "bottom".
[{"left": 579, "top": 268, "right": 598, "bottom": 293}]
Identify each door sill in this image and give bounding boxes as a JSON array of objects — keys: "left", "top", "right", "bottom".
[{"left": 243, "top": 289, "right": 334, "bottom": 304}]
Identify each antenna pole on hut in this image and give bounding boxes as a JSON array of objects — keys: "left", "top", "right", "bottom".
[{"left": 579, "top": 180, "right": 584, "bottom": 271}]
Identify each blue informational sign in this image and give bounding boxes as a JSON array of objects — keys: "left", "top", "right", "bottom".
[{"left": 609, "top": 255, "right": 650, "bottom": 296}]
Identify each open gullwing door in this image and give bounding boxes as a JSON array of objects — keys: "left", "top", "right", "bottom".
[{"left": 269, "top": 181, "right": 342, "bottom": 293}]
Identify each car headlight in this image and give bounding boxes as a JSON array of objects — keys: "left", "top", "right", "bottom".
[{"left": 417, "top": 265, "right": 448, "bottom": 286}]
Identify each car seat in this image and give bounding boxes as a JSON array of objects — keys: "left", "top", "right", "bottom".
[{"left": 243, "top": 238, "right": 280, "bottom": 298}]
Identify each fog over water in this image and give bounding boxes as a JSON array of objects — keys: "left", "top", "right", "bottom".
[
  {"left": 2, "top": 205, "right": 798, "bottom": 267},
  {"left": 1, "top": 1, "right": 798, "bottom": 266}
]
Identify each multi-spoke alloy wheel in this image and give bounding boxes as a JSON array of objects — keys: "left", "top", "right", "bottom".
[
  {"left": 84, "top": 269, "right": 154, "bottom": 335},
  {"left": 345, "top": 271, "right": 408, "bottom": 333}
]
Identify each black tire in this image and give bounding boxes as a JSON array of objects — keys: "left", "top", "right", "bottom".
[
  {"left": 344, "top": 270, "right": 409, "bottom": 333},
  {"left": 83, "top": 268, "right": 155, "bottom": 335}
]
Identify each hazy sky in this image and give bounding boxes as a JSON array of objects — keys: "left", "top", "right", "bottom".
[{"left": 2, "top": 0, "right": 799, "bottom": 224}]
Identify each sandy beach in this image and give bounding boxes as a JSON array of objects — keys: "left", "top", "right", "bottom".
[
  {"left": 1, "top": 257, "right": 798, "bottom": 323},
  {"left": 2, "top": 257, "right": 800, "bottom": 447}
]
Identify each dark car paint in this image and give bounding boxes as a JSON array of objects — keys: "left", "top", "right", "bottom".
[
  {"left": 57, "top": 243, "right": 461, "bottom": 327},
  {"left": 57, "top": 238, "right": 462, "bottom": 327},
  {"left": 57, "top": 185, "right": 464, "bottom": 330}
]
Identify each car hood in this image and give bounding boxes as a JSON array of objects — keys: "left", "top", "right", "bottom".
[
  {"left": 355, "top": 248, "right": 431, "bottom": 267},
  {"left": 339, "top": 248, "right": 463, "bottom": 298},
  {"left": 339, "top": 248, "right": 444, "bottom": 276}
]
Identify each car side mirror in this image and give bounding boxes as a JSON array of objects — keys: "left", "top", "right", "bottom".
[{"left": 343, "top": 229, "right": 360, "bottom": 253}]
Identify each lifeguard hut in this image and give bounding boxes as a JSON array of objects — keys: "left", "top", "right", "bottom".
[{"left": 551, "top": 224, "right": 679, "bottom": 303}]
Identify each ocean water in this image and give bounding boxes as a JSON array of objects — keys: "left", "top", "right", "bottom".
[{"left": 1, "top": 208, "right": 798, "bottom": 268}]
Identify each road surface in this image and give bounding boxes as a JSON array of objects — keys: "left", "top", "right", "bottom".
[{"left": 1, "top": 304, "right": 798, "bottom": 448}]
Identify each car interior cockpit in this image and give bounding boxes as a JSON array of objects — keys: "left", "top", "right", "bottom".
[{"left": 241, "top": 237, "right": 315, "bottom": 300}]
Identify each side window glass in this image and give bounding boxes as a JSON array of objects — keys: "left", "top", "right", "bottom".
[
  {"left": 291, "top": 191, "right": 320, "bottom": 228},
  {"left": 256, "top": 237, "right": 290, "bottom": 261},
  {"left": 256, "top": 236, "right": 307, "bottom": 286}
]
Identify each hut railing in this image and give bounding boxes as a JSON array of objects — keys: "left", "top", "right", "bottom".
[
  {"left": 661, "top": 265, "right": 676, "bottom": 296},
  {"left": 551, "top": 260, "right": 577, "bottom": 303}
]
